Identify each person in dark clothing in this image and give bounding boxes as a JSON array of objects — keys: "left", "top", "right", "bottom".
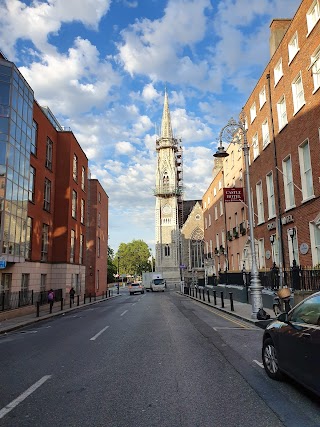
[
  {"left": 48, "top": 289, "right": 55, "bottom": 312},
  {"left": 69, "top": 287, "right": 76, "bottom": 304}
]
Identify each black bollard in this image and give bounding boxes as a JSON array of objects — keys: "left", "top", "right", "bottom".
[
  {"left": 202, "top": 288, "right": 205, "bottom": 301},
  {"left": 31, "top": 290, "right": 34, "bottom": 305},
  {"left": 220, "top": 291, "right": 224, "bottom": 308},
  {"left": 196, "top": 288, "right": 198, "bottom": 299},
  {"left": 70, "top": 297, "right": 72, "bottom": 308},
  {"left": 192, "top": 288, "right": 194, "bottom": 297},
  {"left": 106, "top": 291, "right": 108, "bottom": 299},
  {"left": 213, "top": 290, "right": 217, "bottom": 305},
  {"left": 36, "top": 301, "right": 40, "bottom": 317},
  {"left": 207, "top": 290, "right": 210, "bottom": 303},
  {"left": 77, "top": 295, "right": 80, "bottom": 306},
  {"left": 109, "top": 290, "right": 111, "bottom": 297},
  {"left": 89, "top": 293, "right": 92, "bottom": 302},
  {"left": 229, "top": 292, "right": 234, "bottom": 312}
]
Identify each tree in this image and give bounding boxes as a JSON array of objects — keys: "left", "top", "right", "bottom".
[
  {"left": 107, "top": 246, "right": 117, "bottom": 283},
  {"left": 115, "top": 240, "right": 152, "bottom": 276}
]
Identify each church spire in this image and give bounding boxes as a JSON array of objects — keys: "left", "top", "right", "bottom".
[{"left": 161, "top": 89, "right": 173, "bottom": 139}]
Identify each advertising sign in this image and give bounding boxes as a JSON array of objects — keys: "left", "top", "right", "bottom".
[{"left": 223, "top": 187, "right": 244, "bottom": 203}]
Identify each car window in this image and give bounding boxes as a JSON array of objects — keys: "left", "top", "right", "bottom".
[{"left": 289, "top": 294, "right": 320, "bottom": 325}]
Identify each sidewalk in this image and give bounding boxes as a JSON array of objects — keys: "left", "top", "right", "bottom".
[
  {"left": 179, "top": 289, "right": 275, "bottom": 328},
  {"left": 0, "top": 291, "right": 120, "bottom": 335}
]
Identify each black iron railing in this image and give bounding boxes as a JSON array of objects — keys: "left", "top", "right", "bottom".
[{"left": 1, "top": 289, "right": 63, "bottom": 312}]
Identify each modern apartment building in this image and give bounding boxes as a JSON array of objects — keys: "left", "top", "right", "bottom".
[{"left": 0, "top": 52, "right": 108, "bottom": 297}]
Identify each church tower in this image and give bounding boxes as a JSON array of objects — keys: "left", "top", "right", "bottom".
[{"left": 155, "top": 91, "right": 183, "bottom": 286}]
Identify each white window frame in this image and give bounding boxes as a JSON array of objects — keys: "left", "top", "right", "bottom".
[
  {"left": 214, "top": 206, "right": 218, "bottom": 220},
  {"left": 262, "top": 118, "right": 270, "bottom": 148},
  {"left": 309, "top": 222, "right": 320, "bottom": 266},
  {"left": 287, "top": 227, "right": 299, "bottom": 266},
  {"left": 256, "top": 181, "right": 265, "bottom": 224},
  {"left": 298, "top": 140, "right": 314, "bottom": 201},
  {"left": 266, "top": 172, "right": 276, "bottom": 219},
  {"left": 213, "top": 187, "right": 217, "bottom": 197},
  {"left": 282, "top": 156, "right": 295, "bottom": 210},
  {"left": 311, "top": 45, "right": 320, "bottom": 92},
  {"left": 258, "top": 239, "right": 265, "bottom": 269},
  {"left": 70, "top": 229, "right": 75, "bottom": 263},
  {"left": 219, "top": 200, "right": 223, "bottom": 216},
  {"left": 252, "top": 133, "right": 259, "bottom": 160},
  {"left": 277, "top": 95, "right": 288, "bottom": 131},
  {"left": 205, "top": 217, "right": 207, "bottom": 229},
  {"left": 72, "top": 190, "right": 77, "bottom": 219},
  {"left": 306, "top": 0, "right": 320, "bottom": 35},
  {"left": 218, "top": 180, "right": 222, "bottom": 190},
  {"left": 292, "top": 72, "right": 305, "bottom": 114},
  {"left": 259, "top": 86, "right": 266, "bottom": 109},
  {"left": 288, "top": 31, "right": 299, "bottom": 63},
  {"left": 250, "top": 103, "right": 256, "bottom": 123},
  {"left": 274, "top": 58, "right": 283, "bottom": 86},
  {"left": 208, "top": 213, "right": 211, "bottom": 226}
]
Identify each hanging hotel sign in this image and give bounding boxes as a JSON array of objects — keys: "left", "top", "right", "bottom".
[{"left": 223, "top": 188, "right": 244, "bottom": 203}]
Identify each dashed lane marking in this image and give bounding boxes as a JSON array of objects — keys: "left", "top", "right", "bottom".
[
  {"left": 120, "top": 310, "right": 128, "bottom": 317},
  {"left": 90, "top": 325, "right": 110, "bottom": 341},
  {"left": 253, "top": 360, "right": 264, "bottom": 368},
  {"left": 213, "top": 327, "right": 257, "bottom": 331},
  {"left": 0, "top": 375, "right": 52, "bottom": 420}
]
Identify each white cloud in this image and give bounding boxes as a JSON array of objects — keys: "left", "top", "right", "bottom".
[{"left": 115, "top": 141, "right": 136, "bottom": 155}]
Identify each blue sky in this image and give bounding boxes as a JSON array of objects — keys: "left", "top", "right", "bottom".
[{"left": 0, "top": 0, "right": 302, "bottom": 253}]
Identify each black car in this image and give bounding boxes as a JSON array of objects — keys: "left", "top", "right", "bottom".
[{"left": 262, "top": 291, "right": 320, "bottom": 397}]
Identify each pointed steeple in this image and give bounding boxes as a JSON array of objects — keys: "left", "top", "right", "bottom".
[{"left": 161, "top": 89, "right": 173, "bottom": 139}]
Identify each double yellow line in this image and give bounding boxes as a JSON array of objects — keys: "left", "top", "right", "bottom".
[{"left": 192, "top": 300, "right": 252, "bottom": 329}]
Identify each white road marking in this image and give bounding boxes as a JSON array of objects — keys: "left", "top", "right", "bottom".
[
  {"left": 120, "top": 310, "right": 128, "bottom": 317},
  {"left": 90, "top": 325, "right": 110, "bottom": 341},
  {"left": 253, "top": 360, "right": 264, "bottom": 368},
  {"left": 0, "top": 375, "right": 52, "bottom": 420},
  {"left": 212, "top": 327, "right": 257, "bottom": 331}
]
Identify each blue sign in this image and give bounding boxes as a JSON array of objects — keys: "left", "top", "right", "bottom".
[
  {"left": 180, "top": 265, "right": 186, "bottom": 269},
  {"left": 0, "top": 260, "right": 7, "bottom": 269}
]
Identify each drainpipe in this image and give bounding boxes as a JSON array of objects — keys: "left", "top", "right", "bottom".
[{"left": 266, "top": 73, "right": 285, "bottom": 287}]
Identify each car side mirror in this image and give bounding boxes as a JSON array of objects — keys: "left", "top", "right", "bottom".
[{"left": 277, "top": 312, "right": 289, "bottom": 322}]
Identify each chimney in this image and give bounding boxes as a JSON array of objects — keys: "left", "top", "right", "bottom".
[{"left": 269, "top": 19, "right": 292, "bottom": 57}]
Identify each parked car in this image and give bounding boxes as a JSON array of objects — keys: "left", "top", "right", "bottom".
[
  {"left": 262, "top": 291, "right": 320, "bottom": 397},
  {"left": 128, "top": 282, "right": 144, "bottom": 295}
]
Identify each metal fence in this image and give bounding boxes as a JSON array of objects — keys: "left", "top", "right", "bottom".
[{"left": 1, "top": 289, "right": 63, "bottom": 312}]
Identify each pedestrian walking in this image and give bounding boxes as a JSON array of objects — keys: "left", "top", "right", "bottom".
[
  {"left": 69, "top": 287, "right": 75, "bottom": 304},
  {"left": 48, "top": 289, "right": 55, "bottom": 313}
]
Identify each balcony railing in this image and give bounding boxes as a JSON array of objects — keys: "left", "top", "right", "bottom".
[{"left": 153, "top": 186, "right": 183, "bottom": 197}]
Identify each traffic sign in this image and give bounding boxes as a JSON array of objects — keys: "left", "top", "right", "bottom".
[{"left": 0, "top": 260, "right": 7, "bottom": 269}]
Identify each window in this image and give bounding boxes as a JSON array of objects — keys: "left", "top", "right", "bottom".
[
  {"left": 164, "top": 244, "right": 170, "bottom": 256},
  {"left": 250, "top": 103, "right": 256, "bottom": 123},
  {"left": 98, "top": 192, "right": 101, "bottom": 203},
  {"left": 299, "top": 140, "right": 314, "bottom": 200},
  {"left": 306, "top": 0, "right": 320, "bottom": 34},
  {"left": 270, "top": 234, "right": 279, "bottom": 265},
  {"left": 29, "top": 166, "right": 35, "bottom": 202},
  {"left": 45, "top": 137, "right": 53, "bottom": 169},
  {"left": 218, "top": 180, "right": 222, "bottom": 190},
  {"left": 205, "top": 217, "right": 207, "bottom": 229},
  {"left": 288, "top": 32, "right": 299, "bottom": 63},
  {"left": 266, "top": 172, "right": 276, "bottom": 218},
  {"left": 220, "top": 200, "right": 223, "bottom": 216},
  {"left": 73, "top": 154, "right": 78, "bottom": 182},
  {"left": 258, "top": 239, "right": 265, "bottom": 269},
  {"left": 252, "top": 133, "right": 259, "bottom": 159},
  {"left": 81, "top": 166, "right": 85, "bottom": 191},
  {"left": 277, "top": 95, "right": 287, "bottom": 130},
  {"left": 79, "top": 234, "right": 84, "bottom": 264},
  {"left": 274, "top": 58, "right": 283, "bottom": 85},
  {"left": 259, "top": 86, "right": 266, "bottom": 109},
  {"left": 96, "top": 270, "right": 100, "bottom": 290},
  {"left": 231, "top": 151, "right": 234, "bottom": 167},
  {"left": 21, "top": 274, "right": 29, "bottom": 300},
  {"left": 97, "top": 237, "right": 100, "bottom": 257},
  {"left": 43, "top": 178, "right": 51, "bottom": 211},
  {"left": 80, "top": 199, "right": 85, "bottom": 224},
  {"left": 98, "top": 212, "right": 101, "bottom": 227},
  {"left": 72, "top": 190, "right": 77, "bottom": 218},
  {"left": 40, "top": 274, "right": 46, "bottom": 292},
  {"left": 0, "top": 273, "right": 11, "bottom": 294},
  {"left": 292, "top": 72, "right": 305, "bottom": 113},
  {"left": 208, "top": 196, "right": 211, "bottom": 205},
  {"left": 25, "top": 217, "right": 32, "bottom": 260},
  {"left": 214, "top": 206, "right": 218, "bottom": 220},
  {"left": 31, "top": 121, "right": 38, "bottom": 155},
  {"left": 208, "top": 213, "right": 211, "bottom": 226},
  {"left": 282, "top": 156, "right": 295, "bottom": 209},
  {"left": 41, "top": 224, "right": 49, "bottom": 262},
  {"left": 262, "top": 119, "right": 270, "bottom": 148},
  {"left": 256, "top": 181, "right": 265, "bottom": 224},
  {"left": 213, "top": 187, "right": 217, "bottom": 196},
  {"left": 287, "top": 228, "right": 299, "bottom": 266},
  {"left": 70, "top": 229, "right": 75, "bottom": 263},
  {"left": 311, "top": 45, "right": 320, "bottom": 91}
]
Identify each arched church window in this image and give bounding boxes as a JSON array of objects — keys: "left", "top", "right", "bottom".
[
  {"left": 190, "top": 228, "right": 204, "bottom": 269},
  {"left": 163, "top": 172, "right": 169, "bottom": 190},
  {"left": 164, "top": 244, "right": 170, "bottom": 257}
]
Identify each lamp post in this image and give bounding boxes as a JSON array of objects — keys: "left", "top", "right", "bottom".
[
  {"left": 288, "top": 228, "right": 296, "bottom": 267},
  {"left": 117, "top": 256, "right": 120, "bottom": 294},
  {"left": 213, "top": 114, "right": 263, "bottom": 318}
]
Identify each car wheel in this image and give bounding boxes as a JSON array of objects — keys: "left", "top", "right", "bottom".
[
  {"left": 129, "top": 292, "right": 133, "bottom": 295},
  {"left": 262, "top": 337, "right": 282, "bottom": 380}
]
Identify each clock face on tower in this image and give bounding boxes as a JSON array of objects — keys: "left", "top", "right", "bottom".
[{"left": 162, "top": 205, "right": 172, "bottom": 215}]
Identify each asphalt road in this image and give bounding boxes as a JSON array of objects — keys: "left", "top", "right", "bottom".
[{"left": 0, "top": 290, "right": 319, "bottom": 427}]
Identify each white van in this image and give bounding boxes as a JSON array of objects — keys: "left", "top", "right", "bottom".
[{"left": 151, "top": 278, "right": 165, "bottom": 292}]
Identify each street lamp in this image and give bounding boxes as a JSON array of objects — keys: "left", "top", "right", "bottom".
[
  {"left": 213, "top": 114, "right": 263, "bottom": 318},
  {"left": 117, "top": 256, "right": 120, "bottom": 294},
  {"left": 288, "top": 228, "right": 296, "bottom": 266}
]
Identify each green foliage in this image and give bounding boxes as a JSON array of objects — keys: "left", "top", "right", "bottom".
[
  {"left": 107, "top": 246, "right": 117, "bottom": 283},
  {"left": 115, "top": 240, "right": 152, "bottom": 276}
]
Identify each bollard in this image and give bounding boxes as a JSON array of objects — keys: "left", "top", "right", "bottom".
[
  {"left": 220, "top": 291, "right": 224, "bottom": 308},
  {"left": 36, "top": 301, "right": 40, "bottom": 317},
  {"left": 49, "top": 301, "right": 53, "bottom": 314},
  {"left": 18, "top": 291, "right": 21, "bottom": 308},
  {"left": 207, "top": 290, "right": 210, "bottom": 303},
  {"left": 192, "top": 288, "right": 194, "bottom": 297},
  {"left": 202, "top": 288, "right": 205, "bottom": 301},
  {"left": 61, "top": 298, "right": 64, "bottom": 311},
  {"left": 70, "top": 298, "right": 72, "bottom": 309},
  {"left": 84, "top": 294, "right": 86, "bottom": 304},
  {"left": 31, "top": 290, "right": 34, "bottom": 305},
  {"left": 196, "top": 288, "right": 198, "bottom": 299},
  {"left": 1, "top": 292, "right": 5, "bottom": 311},
  {"left": 106, "top": 291, "right": 108, "bottom": 299},
  {"left": 109, "top": 290, "right": 111, "bottom": 297},
  {"left": 229, "top": 292, "right": 234, "bottom": 312},
  {"left": 77, "top": 295, "right": 80, "bottom": 306},
  {"left": 94, "top": 293, "right": 96, "bottom": 301},
  {"left": 213, "top": 290, "right": 217, "bottom": 305},
  {"left": 89, "top": 293, "right": 92, "bottom": 302}
]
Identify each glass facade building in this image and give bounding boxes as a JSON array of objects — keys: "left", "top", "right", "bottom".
[{"left": 0, "top": 58, "right": 33, "bottom": 262}]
